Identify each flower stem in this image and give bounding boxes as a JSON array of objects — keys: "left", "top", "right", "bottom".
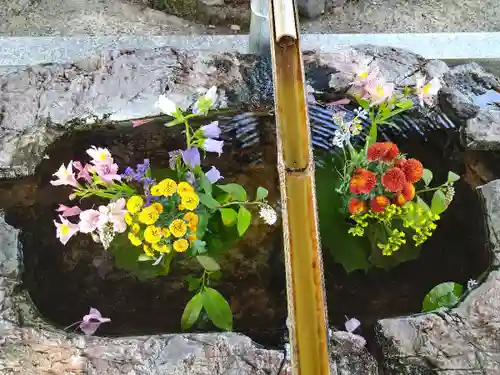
[
  {"left": 184, "top": 118, "right": 192, "bottom": 148},
  {"left": 219, "top": 201, "right": 262, "bottom": 208},
  {"left": 416, "top": 186, "right": 442, "bottom": 194}
]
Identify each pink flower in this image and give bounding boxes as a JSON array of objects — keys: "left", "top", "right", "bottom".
[
  {"left": 54, "top": 215, "right": 79, "bottom": 245},
  {"left": 56, "top": 204, "right": 82, "bottom": 217},
  {"left": 78, "top": 209, "right": 101, "bottom": 233},
  {"left": 50, "top": 162, "right": 79, "bottom": 188},
  {"left": 97, "top": 199, "right": 127, "bottom": 233},
  {"left": 86, "top": 146, "right": 113, "bottom": 165},
  {"left": 91, "top": 163, "right": 121, "bottom": 184},
  {"left": 79, "top": 308, "right": 111, "bottom": 336},
  {"left": 364, "top": 79, "right": 394, "bottom": 105},
  {"left": 132, "top": 118, "right": 154, "bottom": 128},
  {"left": 73, "top": 161, "right": 92, "bottom": 183}
]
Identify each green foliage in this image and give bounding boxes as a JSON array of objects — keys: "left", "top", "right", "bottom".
[
  {"left": 219, "top": 208, "right": 238, "bottom": 226},
  {"left": 431, "top": 190, "right": 447, "bottom": 215},
  {"left": 422, "top": 282, "right": 463, "bottom": 312},
  {"left": 255, "top": 187, "right": 269, "bottom": 201},
  {"left": 237, "top": 206, "right": 252, "bottom": 236},
  {"left": 422, "top": 169, "right": 433, "bottom": 186},
  {"left": 201, "top": 287, "right": 233, "bottom": 330},
  {"left": 196, "top": 255, "right": 221, "bottom": 272},
  {"left": 217, "top": 183, "right": 247, "bottom": 201},
  {"left": 181, "top": 293, "right": 204, "bottom": 330}
]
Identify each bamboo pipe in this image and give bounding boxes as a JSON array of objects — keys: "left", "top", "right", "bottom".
[{"left": 268, "top": 1, "right": 330, "bottom": 374}]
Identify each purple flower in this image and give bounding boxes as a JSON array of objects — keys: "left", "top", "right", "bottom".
[
  {"left": 168, "top": 150, "right": 182, "bottom": 170},
  {"left": 79, "top": 308, "right": 111, "bottom": 336},
  {"left": 206, "top": 166, "right": 223, "bottom": 183},
  {"left": 136, "top": 159, "right": 150, "bottom": 176},
  {"left": 202, "top": 139, "right": 224, "bottom": 156},
  {"left": 200, "top": 121, "right": 221, "bottom": 139},
  {"left": 92, "top": 162, "right": 121, "bottom": 184},
  {"left": 181, "top": 148, "right": 201, "bottom": 168},
  {"left": 185, "top": 171, "right": 196, "bottom": 185}
]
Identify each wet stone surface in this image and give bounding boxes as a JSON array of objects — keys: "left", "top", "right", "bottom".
[{"left": 0, "top": 46, "right": 500, "bottom": 374}]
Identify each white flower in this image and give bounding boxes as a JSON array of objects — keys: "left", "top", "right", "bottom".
[
  {"left": 467, "top": 279, "right": 478, "bottom": 290},
  {"left": 204, "top": 86, "right": 218, "bottom": 105},
  {"left": 97, "top": 198, "right": 127, "bottom": 233},
  {"left": 353, "top": 107, "right": 368, "bottom": 120},
  {"left": 259, "top": 205, "right": 277, "bottom": 225},
  {"left": 50, "top": 162, "right": 79, "bottom": 188},
  {"left": 79, "top": 209, "right": 101, "bottom": 233},
  {"left": 415, "top": 76, "right": 441, "bottom": 106},
  {"left": 54, "top": 216, "right": 79, "bottom": 245},
  {"left": 86, "top": 146, "right": 113, "bottom": 165},
  {"left": 193, "top": 86, "right": 218, "bottom": 114},
  {"left": 155, "top": 94, "right": 177, "bottom": 116}
]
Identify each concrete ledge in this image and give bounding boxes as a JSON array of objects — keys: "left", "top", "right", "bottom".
[{"left": 2, "top": 32, "right": 500, "bottom": 67}]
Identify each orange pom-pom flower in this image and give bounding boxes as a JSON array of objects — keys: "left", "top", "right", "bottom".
[
  {"left": 393, "top": 192, "right": 407, "bottom": 206},
  {"left": 370, "top": 195, "right": 390, "bottom": 213},
  {"left": 349, "top": 168, "right": 377, "bottom": 195},
  {"left": 381, "top": 167, "right": 407, "bottom": 192},
  {"left": 402, "top": 158, "right": 424, "bottom": 184},
  {"left": 348, "top": 198, "right": 368, "bottom": 215},
  {"left": 367, "top": 142, "right": 399, "bottom": 163},
  {"left": 394, "top": 158, "right": 407, "bottom": 169},
  {"left": 402, "top": 183, "right": 416, "bottom": 201}
]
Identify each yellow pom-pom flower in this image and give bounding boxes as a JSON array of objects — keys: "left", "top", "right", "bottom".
[
  {"left": 173, "top": 238, "right": 189, "bottom": 252},
  {"left": 144, "top": 225, "right": 162, "bottom": 244},
  {"left": 150, "top": 202, "right": 164, "bottom": 214},
  {"left": 183, "top": 212, "right": 199, "bottom": 228},
  {"left": 153, "top": 243, "right": 171, "bottom": 253},
  {"left": 131, "top": 223, "right": 140, "bottom": 234},
  {"left": 162, "top": 228, "right": 171, "bottom": 238},
  {"left": 181, "top": 192, "right": 199, "bottom": 211},
  {"left": 124, "top": 212, "right": 134, "bottom": 225},
  {"left": 138, "top": 206, "right": 159, "bottom": 225},
  {"left": 126, "top": 196, "right": 144, "bottom": 214},
  {"left": 143, "top": 244, "right": 153, "bottom": 257},
  {"left": 178, "top": 181, "right": 194, "bottom": 195},
  {"left": 128, "top": 232, "right": 142, "bottom": 246},
  {"left": 169, "top": 219, "right": 187, "bottom": 238},
  {"left": 158, "top": 178, "right": 178, "bottom": 197}
]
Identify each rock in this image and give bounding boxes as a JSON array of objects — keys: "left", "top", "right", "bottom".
[
  {"left": 463, "top": 109, "right": 500, "bottom": 150},
  {"left": 329, "top": 331, "right": 378, "bottom": 374},
  {"left": 439, "top": 87, "right": 480, "bottom": 125},
  {"left": 230, "top": 24, "right": 241, "bottom": 31},
  {"left": 0, "top": 212, "right": 21, "bottom": 279},
  {"left": 376, "top": 178, "right": 500, "bottom": 375},
  {"left": 297, "top": 0, "right": 325, "bottom": 19}
]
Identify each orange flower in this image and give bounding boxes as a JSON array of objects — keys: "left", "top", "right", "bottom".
[
  {"left": 349, "top": 168, "right": 377, "bottom": 195},
  {"left": 367, "top": 142, "right": 399, "bottom": 163},
  {"left": 402, "top": 183, "right": 416, "bottom": 201},
  {"left": 394, "top": 158, "right": 407, "bottom": 169},
  {"left": 370, "top": 195, "right": 390, "bottom": 213},
  {"left": 393, "top": 193, "right": 407, "bottom": 206},
  {"left": 348, "top": 198, "right": 367, "bottom": 215},
  {"left": 381, "top": 167, "right": 406, "bottom": 192},
  {"left": 402, "top": 158, "right": 424, "bottom": 184}
]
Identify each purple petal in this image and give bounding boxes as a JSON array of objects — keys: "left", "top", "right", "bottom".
[
  {"left": 202, "top": 138, "right": 224, "bottom": 156},
  {"left": 345, "top": 317, "right": 361, "bottom": 333},
  {"left": 181, "top": 148, "right": 201, "bottom": 169},
  {"left": 185, "top": 171, "right": 196, "bottom": 185},
  {"left": 200, "top": 121, "right": 221, "bottom": 139},
  {"left": 79, "top": 308, "right": 110, "bottom": 336},
  {"left": 205, "top": 166, "right": 223, "bottom": 183}
]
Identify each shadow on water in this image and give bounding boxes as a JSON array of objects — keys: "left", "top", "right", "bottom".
[{"left": 0, "top": 103, "right": 497, "bottom": 352}]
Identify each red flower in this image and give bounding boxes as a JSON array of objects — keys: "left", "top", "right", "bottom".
[
  {"left": 349, "top": 168, "right": 377, "bottom": 195},
  {"left": 367, "top": 142, "right": 399, "bottom": 163},
  {"left": 394, "top": 158, "right": 407, "bottom": 169},
  {"left": 382, "top": 167, "right": 407, "bottom": 192},
  {"left": 370, "top": 195, "right": 390, "bottom": 213},
  {"left": 402, "top": 158, "right": 424, "bottom": 184},
  {"left": 348, "top": 198, "right": 367, "bottom": 215},
  {"left": 393, "top": 193, "right": 407, "bottom": 206},
  {"left": 402, "top": 183, "right": 416, "bottom": 201}
]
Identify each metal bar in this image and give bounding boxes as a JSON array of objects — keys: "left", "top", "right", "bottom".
[{"left": 267, "top": 0, "right": 330, "bottom": 374}]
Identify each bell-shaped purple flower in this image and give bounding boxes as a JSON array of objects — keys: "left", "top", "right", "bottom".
[
  {"left": 181, "top": 148, "right": 201, "bottom": 168},
  {"left": 205, "top": 166, "right": 223, "bottom": 183},
  {"left": 79, "top": 308, "right": 111, "bottom": 336},
  {"left": 202, "top": 139, "right": 224, "bottom": 156},
  {"left": 200, "top": 121, "right": 221, "bottom": 139},
  {"left": 185, "top": 171, "right": 196, "bottom": 185}
]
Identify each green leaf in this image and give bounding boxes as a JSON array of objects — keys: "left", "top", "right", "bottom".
[
  {"left": 184, "top": 275, "right": 201, "bottom": 291},
  {"left": 196, "top": 211, "right": 209, "bottom": 239},
  {"left": 201, "top": 287, "right": 233, "bottom": 330},
  {"left": 138, "top": 254, "right": 152, "bottom": 262},
  {"left": 219, "top": 208, "right": 238, "bottom": 227},
  {"left": 447, "top": 171, "right": 460, "bottom": 183},
  {"left": 367, "top": 122, "right": 378, "bottom": 146},
  {"left": 422, "top": 169, "right": 433, "bottom": 186},
  {"left": 237, "top": 206, "right": 252, "bottom": 236},
  {"left": 191, "top": 240, "right": 207, "bottom": 254},
  {"left": 255, "top": 187, "right": 269, "bottom": 201},
  {"left": 217, "top": 184, "right": 247, "bottom": 202},
  {"left": 357, "top": 97, "right": 370, "bottom": 111},
  {"left": 209, "top": 270, "right": 222, "bottom": 280},
  {"left": 199, "top": 173, "right": 213, "bottom": 195},
  {"left": 196, "top": 255, "right": 221, "bottom": 272},
  {"left": 422, "top": 282, "right": 463, "bottom": 312},
  {"left": 396, "top": 99, "right": 413, "bottom": 109},
  {"left": 199, "top": 194, "right": 220, "bottom": 210},
  {"left": 431, "top": 190, "right": 447, "bottom": 215},
  {"left": 181, "top": 293, "right": 204, "bottom": 330}
]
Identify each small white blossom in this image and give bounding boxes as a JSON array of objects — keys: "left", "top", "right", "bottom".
[
  {"left": 259, "top": 205, "right": 277, "bottom": 225},
  {"left": 415, "top": 75, "right": 442, "bottom": 106},
  {"left": 353, "top": 107, "right": 368, "bottom": 120},
  {"left": 97, "top": 223, "right": 115, "bottom": 250},
  {"left": 155, "top": 94, "right": 177, "bottom": 116},
  {"left": 444, "top": 185, "right": 455, "bottom": 207},
  {"left": 467, "top": 279, "right": 478, "bottom": 290}
]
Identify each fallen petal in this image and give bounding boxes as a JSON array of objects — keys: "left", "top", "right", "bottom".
[
  {"left": 132, "top": 118, "right": 155, "bottom": 128},
  {"left": 345, "top": 317, "right": 361, "bottom": 333}
]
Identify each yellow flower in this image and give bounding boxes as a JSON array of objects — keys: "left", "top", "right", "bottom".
[
  {"left": 151, "top": 202, "right": 164, "bottom": 214},
  {"left": 162, "top": 228, "right": 171, "bottom": 238},
  {"left": 131, "top": 223, "right": 140, "bottom": 234},
  {"left": 138, "top": 206, "right": 159, "bottom": 225},
  {"left": 124, "top": 212, "right": 133, "bottom": 225},
  {"left": 143, "top": 244, "right": 153, "bottom": 256},
  {"left": 150, "top": 184, "right": 164, "bottom": 197},
  {"left": 153, "top": 243, "right": 171, "bottom": 253},
  {"left": 169, "top": 219, "right": 187, "bottom": 238},
  {"left": 178, "top": 204, "right": 186, "bottom": 211},
  {"left": 183, "top": 212, "right": 199, "bottom": 227},
  {"left": 126, "top": 196, "right": 144, "bottom": 214},
  {"left": 181, "top": 192, "right": 199, "bottom": 211},
  {"left": 188, "top": 233, "right": 197, "bottom": 242},
  {"left": 144, "top": 225, "right": 162, "bottom": 244},
  {"left": 128, "top": 232, "right": 142, "bottom": 246},
  {"left": 173, "top": 238, "right": 189, "bottom": 252},
  {"left": 178, "top": 181, "right": 194, "bottom": 195},
  {"left": 158, "top": 178, "right": 178, "bottom": 197}
]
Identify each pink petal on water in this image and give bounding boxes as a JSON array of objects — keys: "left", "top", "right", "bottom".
[
  {"left": 56, "top": 204, "right": 82, "bottom": 217},
  {"left": 345, "top": 317, "right": 361, "bottom": 333},
  {"left": 79, "top": 308, "right": 111, "bottom": 336},
  {"left": 132, "top": 119, "right": 155, "bottom": 128}
]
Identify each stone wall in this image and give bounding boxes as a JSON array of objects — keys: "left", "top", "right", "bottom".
[{"left": 1, "top": 45, "right": 500, "bottom": 374}]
